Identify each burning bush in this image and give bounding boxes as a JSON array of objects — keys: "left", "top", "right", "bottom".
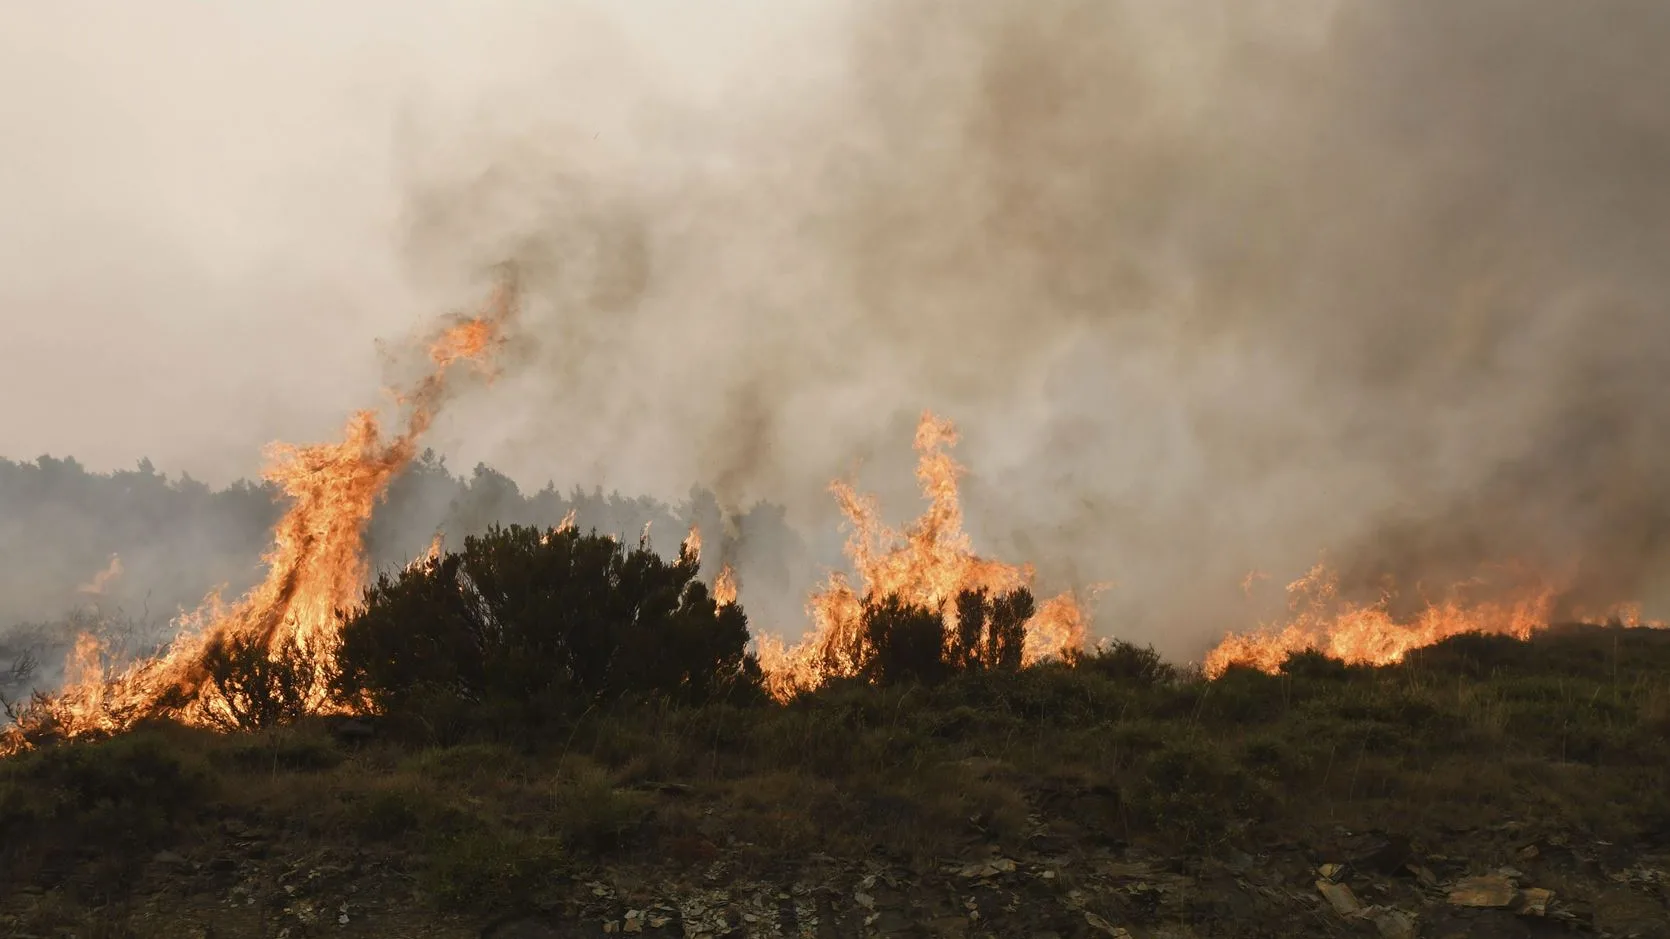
[
  {"left": 759, "top": 412, "right": 1089, "bottom": 699},
  {"left": 198, "top": 632, "right": 316, "bottom": 731},
  {"left": 331, "top": 524, "right": 760, "bottom": 736},
  {"left": 852, "top": 587, "right": 1035, "bottom": 687}
]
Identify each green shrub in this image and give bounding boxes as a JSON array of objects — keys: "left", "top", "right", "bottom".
[
  {"left": 1279, "top": 649, "right": 1357, "bottom": 681},
  {"left": 221, "top": 725, "right": 343, "bottom": 773},
  {"left": 421, "top": 827, "right": 565, "bottom": 912},
  {"left": 0, "top": 728, "right": 213, "bottom": 855},
  {"left": 1405, "top": 631, "right": 1534, "bottom": 678},
  {"left": 332, "top": 525, "right": 759, "bottom": 735},
  {"left": 1074, "top": 639, "right": 1176, "bottom": 687},
  {"left": 1129, "top": 736, "right": 1271, "bottom": 842}
]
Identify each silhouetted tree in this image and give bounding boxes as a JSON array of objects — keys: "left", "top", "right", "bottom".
[
  {"left": 947, "top": 587, "right": 1032, "bottom": 672},
  {"left": 857, "top": 586, "right": 1036, "bottom": 687},
  {"left": 860, "top": 595, "right": 950, "bottom": 686},
  {"left": 332, "top": 524, "right": 759, "bottom": 731}
]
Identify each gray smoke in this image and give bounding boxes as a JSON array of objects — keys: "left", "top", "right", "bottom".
[{"left": 5, "top": 2, "right": 1668, "bottom": 662}]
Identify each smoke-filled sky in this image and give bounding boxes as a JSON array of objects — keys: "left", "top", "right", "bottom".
[{"left": 4, "top": 1, "right": 1669, "bottom": 659}]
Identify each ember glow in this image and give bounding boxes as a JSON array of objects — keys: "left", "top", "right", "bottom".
[
  {"left": 1, "top": 280, "right": 519, "bottom": 752},
  {"left": 757, "top": 411, "right": 1089, "bottom": 701},
  {"left": 1204, "top": 562, "right": 1568, "bottom": 677}
]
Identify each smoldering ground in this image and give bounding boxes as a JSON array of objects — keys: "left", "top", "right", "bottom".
[{"left": 3, "top": 1, "right": 1669, "bottom": 667}]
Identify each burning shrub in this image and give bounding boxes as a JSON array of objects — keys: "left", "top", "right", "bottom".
[
  {"left": 199, "top": 632, "right": 316, "bottom": 731},
  {"left": 860, "top": 595, "right": 952, "bottom": 685},
  {"left": 949, "top": 587, "right": 1032, "bottom": 672},
  {"left": 332, "top": 524, "right": 759, "bottom": 735},
  {"left": 850, "top": 587, "right": 1038, "bottom": 688}
]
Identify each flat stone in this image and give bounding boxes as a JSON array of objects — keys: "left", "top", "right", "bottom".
[
  {"left": 1448, "top": 874, "right": 1517, "bottom": 908},
  {"left": 1517, "top": 887, "right": 1553, "bottom": 916},
  {"left": 1371, "top": 909, "right": 1417, "bottom": 939},
  {"left": 1317, "top": 880, "right": 1362, "bottom": 916}
]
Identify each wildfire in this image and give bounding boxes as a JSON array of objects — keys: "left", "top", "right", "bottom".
[
  {"left": 714, "top": 564, "right": 739, "bottom": 607},
  {"left": 684, "top": 524, "right": 738, "bottom": 606},
  {"left": 757, "top": 411, "right": 1088, "bottom": 701},
  {"left": 1, "top": 278, "right": 519, "bottom": 751},
  {"left": 1204, "top": 561, "right": 1563, "bottom": 677},
  {"left": 76, "top": 554, "right": 124, "bottom": 596},
  {"left": 407, "top": 533, "right": 445, "bottom": 573},
  {"left": 540, "top": 508, "right": 578, "bottom": 545}
]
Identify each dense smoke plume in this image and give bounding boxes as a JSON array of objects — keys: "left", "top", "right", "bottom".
[{"left": 3, "top": 2, "right": 1669, "bottom": 662}]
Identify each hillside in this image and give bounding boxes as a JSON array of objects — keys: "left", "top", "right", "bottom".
[{"left": 4, "top": 624, "right": 1668, "bottom": 938}]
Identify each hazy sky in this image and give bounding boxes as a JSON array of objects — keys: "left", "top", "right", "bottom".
[
  {"left": 0, "top": 1, "right": 842, "bottom": 479},
  {"left": 5, "top": 1, "right": 1668, "bottom": 657}
]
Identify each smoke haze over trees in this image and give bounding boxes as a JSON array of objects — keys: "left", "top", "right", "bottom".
[
  {"left": 3, "top": 1, "right": 1668, "bottom": 663},
  {"left": 0, "top": 452, "right": 815, "bottom": 698}
]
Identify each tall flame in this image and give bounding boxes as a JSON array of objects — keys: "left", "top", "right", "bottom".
[
  {"left": 758, "top": 411, "right": 1088, "bottom": 700},
  {"left": 713, "top": 564, "right": 739, "bottom": 607},
  {"left": 2, "top": 279, "right": 519, "bottom": 750}
]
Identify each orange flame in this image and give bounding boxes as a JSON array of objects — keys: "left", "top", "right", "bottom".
[
  {"left": 540, "top": 509, "right": 578, "bottom": 545},
  {"left": 714, "top": 564, "right": 739, "bottom": 607},
  {"left": 75, "top": 554, "right": 124, "bottom": 596},
  {"left": 683, "top": 524, "right": 702, "bottom": 562},
  {"left": 1204, "top": 561, "right": 1563, "bottom": 677},
  {"left": 407, "top": 533, "right": 445, "bottom": 573},
  {"left": 758, "top": 411, "right": 1088, "bottom": 700},
  {"left": 2, "top": 279, "right": 519, "bottom": 751}
]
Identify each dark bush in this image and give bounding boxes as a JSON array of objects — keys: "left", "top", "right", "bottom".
[
  {"left": 1130, "top": 737, "right": 1272, "bottom": 842},
  {"left": 948, "top": 588, "right": 1032, "bottom": 672},
  {"left": 861, "top": 595, "right": 952, "bottom": 686},
  {"left": 200, "top": 633, "right": 316, "bottom": 731},
  {"left": 332, "top": 525, "right": 759, "bottom": 731},
  {"left": 1074, "top": 639, "right": 1176, "bottom": 687},
  {"left": 0, "top": 727, "right": 213, "bottom": 859},
  {"left": 1405, "top": 631, "right": 1533, "bottom": 678},
  {"left": 853, "top": 587, "right": 1037, "bottom": 688},
  {"left": 222, "top": 725, "right": 344, "bottom": 773},
  {"left": 1279, "top": 649, "right": 1356, "bottom": 681}
]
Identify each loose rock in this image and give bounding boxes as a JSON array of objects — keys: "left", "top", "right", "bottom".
[{"left": 1448, "top": 874, "right": 1517, "bottom": 908}]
